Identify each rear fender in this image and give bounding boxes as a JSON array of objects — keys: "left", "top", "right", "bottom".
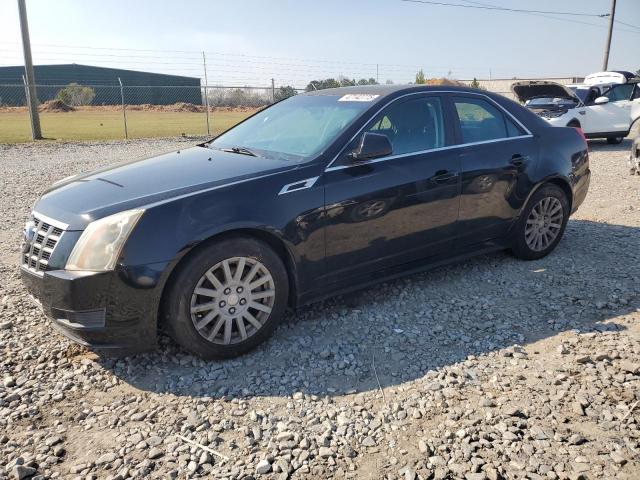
[{"left": 512, "top": 176, "right": 573, "bottom": 226}]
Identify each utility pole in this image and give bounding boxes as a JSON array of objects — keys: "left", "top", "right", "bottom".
[
  {"left": 17, "top": 0, "right": 41, "bottom": 140},
  {"left": 202, "top": 52, "right": 211, "bottom": 136},
  {"left": 602, "top": 0, "right": 616, "bottom": 71},
  {"left": 271, "top": 78, "right": 275, "bottom": 103},
  {"left": 117, "top": 77, "right": 128, "bottom": 140},
  {"left": 376, "top": 64, "right": 379, "bottom": 84}
]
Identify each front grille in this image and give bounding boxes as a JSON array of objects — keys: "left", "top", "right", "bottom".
[{"left": 22, "top": 213, "right": 67, "bottom": 275}]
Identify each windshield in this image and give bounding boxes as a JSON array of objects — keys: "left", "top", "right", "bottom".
[
  {"left": 568, "top": 87, "right": 590, "bottom": 102},
  {"left": 526, "top": 97, "right": 575, "bottom": 106},
  {"left": 209, "top": 94, "right": 375, "bottom": 161}
]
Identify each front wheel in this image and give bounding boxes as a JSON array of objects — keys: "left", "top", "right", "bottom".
[
  {"left": 510, "top": 185, "right": 569, "bottom": 260},
  {"left": 607, "top": 136, "right": 624, "bottom": 144},
  {"left": 162, "top": 237, "right": 289, "bottom": 359}
]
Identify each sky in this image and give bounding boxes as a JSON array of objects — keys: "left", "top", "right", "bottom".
[{"left": 0, "top": 0, "right": 639, "bottom": 87}]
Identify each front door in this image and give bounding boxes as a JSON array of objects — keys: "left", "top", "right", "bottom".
[
  {"left": 588, "top": 83, "right": 636, "bottom": 134},
  {"left": 322, "top": 94, "right": 461, "bottom": 285}
]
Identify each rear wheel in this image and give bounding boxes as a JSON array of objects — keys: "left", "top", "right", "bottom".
[
  {"left": 607, "top": 136, "right": 624, "bottom": 144},
  {"left": 163, "top": 237, "right": 289, "bottom": 359},
  {"left": 510, "top": 185, "right": 569, "bottom": 260}
]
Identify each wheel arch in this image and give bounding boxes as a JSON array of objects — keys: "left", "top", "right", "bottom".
[
  {"left": 519, "top": 176, "right": 573, "bottom": 221},
  {"left": 156, "top": 227, "right": 300, "bottom": 331},
  {"left": 566, "top": 118, "right": 581, "bottom": 128},
  {"left": 544, "top": 177, "right": 573, "bottom": 210}
]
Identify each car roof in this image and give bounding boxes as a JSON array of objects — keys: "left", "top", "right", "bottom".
[{"left": 301, "top": 84, "right": 485, "bottom": 98}]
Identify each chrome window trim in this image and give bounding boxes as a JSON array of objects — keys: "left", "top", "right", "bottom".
[
  {"left": 325, "top": 135, "right": 534, "bottom": 172},
  {"left": 324, "top": 90, "right": 533, "bottom": 172}
]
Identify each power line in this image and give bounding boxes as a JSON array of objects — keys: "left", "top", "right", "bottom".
[
  {"left": 614, "top": 19, "right": 640, "bottom": 31},
  {"left": 459, "top": 0, "right": 608, "bottom": 29},
  {"left": 399, "top": 0, "right": 609, "bottom": 17},
  {"left": 0, "top": 43, "right": 603, "bottom": 76},
  {"left": 457, "top": 0, "right": 640, "bottom": 35}
]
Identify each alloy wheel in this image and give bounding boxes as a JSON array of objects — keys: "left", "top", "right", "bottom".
[
  {"left": 190, "top": 257, "right": 275, "bottom": 345},
  {"left": 524, "top": 197, "right": 564, "bottom": 252}
]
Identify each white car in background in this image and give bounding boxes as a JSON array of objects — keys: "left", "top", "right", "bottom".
[{"left": 512, "top": 71, "right": 640, "bottom": 144}]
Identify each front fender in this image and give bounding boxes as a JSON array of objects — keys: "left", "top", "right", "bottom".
[{"left": 120, "top": 166, "right": 326, "bottom": 303}]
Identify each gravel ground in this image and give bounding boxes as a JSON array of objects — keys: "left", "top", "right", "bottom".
[{"left": 1, "top": 137, "right": 639, "bottom": 480}]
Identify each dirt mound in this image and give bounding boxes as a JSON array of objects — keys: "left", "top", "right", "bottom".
[
  {"left": 126, "top": 104, "right": 154, "bottom": 111},
  {"left": 122, "top": 103, "right": 204, "bottom": 112},
  {"left": 425, "top": 78, "right": 465, "bottom": 86},
  {"left": 214, "top": 105, "right": 259, "bottom": 113},
  {"left": 39, "top": 99, "right": 75, "bottom": 112},
  {"left": 166, "top": 102, "right": 204, "bottom": 113}
]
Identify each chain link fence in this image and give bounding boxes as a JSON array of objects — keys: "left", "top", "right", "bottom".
[
  {"left": 0, "top": 76, "right": 584, "bottom": 143},
  {"left": 0, "top": 82, "right": 305, "bottom": 143}
]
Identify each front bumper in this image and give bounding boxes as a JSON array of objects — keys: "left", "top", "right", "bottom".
[{"left": 21, "top": 265, "right": 163, "bottom": 355}]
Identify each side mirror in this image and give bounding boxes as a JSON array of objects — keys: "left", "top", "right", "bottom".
[
  {"left": 351, "top": 132, "right": 392, "bottom": 161},
  {"left": 594, "top": 96, "right": 610, "bottom": 105}
]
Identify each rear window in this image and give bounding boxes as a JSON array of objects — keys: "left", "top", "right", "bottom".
[{"left": 453, "top": 96, "right": 524, "bottom": 144}]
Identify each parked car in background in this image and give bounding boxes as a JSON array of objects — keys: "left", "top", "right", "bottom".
[
  {"left": 21, "top": 85, "right": 590, "bottom": 359},
  {"left": 512, "top": 71, "right": 640, "bottom": 144}
]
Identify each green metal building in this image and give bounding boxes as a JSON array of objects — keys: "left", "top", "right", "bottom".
[{"left": 0, "top": 63, "right": 202, "bottom": 106}]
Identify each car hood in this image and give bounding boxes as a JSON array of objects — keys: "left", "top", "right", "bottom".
[
  {"left": 511, "top": 81, "right": 579, "bottom": 104},
  {"left": 35, "top": 146, "right": 297, "bottom": 229}
]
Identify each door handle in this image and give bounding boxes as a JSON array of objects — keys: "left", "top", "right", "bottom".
[
  {"left": 432, "top": 170, "right": 459, "bottom": 183},
  {"left": 510, "top": 154, "right": 529, "bottom": 167}
]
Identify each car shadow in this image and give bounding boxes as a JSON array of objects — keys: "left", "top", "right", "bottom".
[
  {"left": 588, "top": 137, "right": 633, "bottom": 152},
  {"left": 98, "top": 219, "right": 639, "bottom": 399}
]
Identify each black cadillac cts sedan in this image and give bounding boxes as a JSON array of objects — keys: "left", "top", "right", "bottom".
[{"left": 21, "top": 85, "right": 590, "bottom": 358}]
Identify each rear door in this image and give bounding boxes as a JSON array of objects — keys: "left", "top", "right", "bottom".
[
  {"left": 449, "top": 94, "right": 538, "bottom": 245},
  {"left": 322, "top": 94, "right": 461, "bottom": 284}
]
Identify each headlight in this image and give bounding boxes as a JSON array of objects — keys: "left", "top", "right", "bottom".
[{"left": 66, "top": 209, "right": 144, "bottom": 271}]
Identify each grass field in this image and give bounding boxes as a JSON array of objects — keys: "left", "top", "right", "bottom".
[{"left": 0, "top": 110, "right": 253, "bottom": 143}]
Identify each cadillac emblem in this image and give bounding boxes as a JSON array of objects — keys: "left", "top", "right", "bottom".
[{"left": 22, "top": 220, "right": 36, "bottom": 253}]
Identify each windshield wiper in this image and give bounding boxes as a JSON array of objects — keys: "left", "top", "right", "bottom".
[{"left": 220, "top": 146, "right": 258, "bottom": 157}]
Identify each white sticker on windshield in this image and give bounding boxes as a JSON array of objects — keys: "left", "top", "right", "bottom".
[{"left": 338, "top": 94, "right": 380, "bottom": 102}]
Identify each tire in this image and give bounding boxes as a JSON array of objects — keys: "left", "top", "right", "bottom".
[
  {"left": 607, "top": 136, "right": 624, "bottom": 144},
  {"left": 162, "top": 236, "right": 289, "bottom": 359},
  {"left": 510, "top": 185, "right": 569, "bottom": 260}
]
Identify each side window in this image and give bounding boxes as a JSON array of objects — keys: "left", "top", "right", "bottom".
[
  {"left": 633, "top": 85, "right": 640, "bottom": 100},
  {"left": 604, "top": 84, "right": 634, "bottom": 102},
  {"left": 453, "top": 96, "right": 523, "bottom": 144},
  {"left": 361, "top": 96, "right": 445, "bottom": 156}
]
